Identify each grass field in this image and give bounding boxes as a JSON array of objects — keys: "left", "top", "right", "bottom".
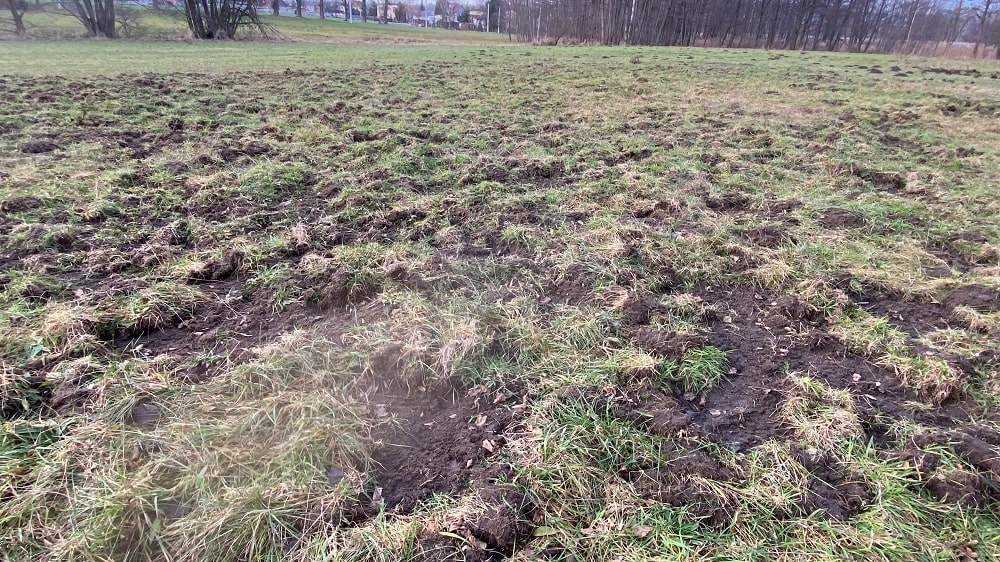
[{"left": 2, "top": 37, "right": 1000, "bottom": 562}]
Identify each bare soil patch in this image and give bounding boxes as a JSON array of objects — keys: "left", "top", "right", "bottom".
[{"left": 367, "top": 382, "right": 525, "bottom": 514}]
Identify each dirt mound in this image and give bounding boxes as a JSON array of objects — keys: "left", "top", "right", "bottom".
[
  {"left": 944, "top": 284, "right": 1000, "bottom": 312},
  {"left": 743, "top": 225, "right": 795, "bottom": 248},
  {"left": 706, "top": 192, "right": 750, "bottom": 212},
  {"left": 793, "top": 448, "right": 871, "bottom": 520},
  {"left": 632, "top": 328, "right": 707, "bottom": 359},
  {"left": 626, "top": 448, "right": 736, "bottom": 526},
  {"left": 20, "top": 140, "right": 60, "bottom": 154},
  {"left": 861, "top": 296, "right": 949, "bottom": 337},
  {"left": 768, "top": 198, "right": 803, "bottom": 215},
  {"left": 368, "top": 383, "right": 524, "bottom": 513},
  {"left": 621, "top": 294, "right": 664, "bottom": 325},
  {"left": 893, "top": 427, "right": 1000, "bottom": 507},
  {"left": 545, "top": 264, "right": 597, "bottom": 305},
  {"left": 464, "top": 485, "right": 535, "bottom": 555},
  {"left": 185, "top": 249, "right": 243, "bottom": 283},
  {"left": 850, "top": 167, "right": 906, "bottom": 192},
  {"left": 819, "top": 207, "right": 866, "bottom": 228},
  {"left": 0, "top": 196, "right": 44, "bottom": 213}
]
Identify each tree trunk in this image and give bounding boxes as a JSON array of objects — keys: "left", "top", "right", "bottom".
[
  {"left": 319, "top": 0, "right": 325, "bottom": 18},
  {"left": 361, "top": 0, "right": 367, "bottom": 21},
  {"left": 9, "top": 1, "right": 26, "bottom": 35},
  {"left": 295, "top": 0, "right": 302, "bottom": 17},
  {"left": 382, "top": 0, "right": 387, "bottom": 22},
  {"left": 68, "top": 0, "right": 117, "bottom": 38},
  {"left": 271, "top": 0, "right": 279, "bottom": 16}
]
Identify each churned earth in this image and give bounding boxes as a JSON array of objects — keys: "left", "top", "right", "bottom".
[{"left": 1, "top": 43, "right": 999, "bottom": 561}]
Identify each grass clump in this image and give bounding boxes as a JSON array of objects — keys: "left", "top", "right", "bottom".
[{"left": 656, "top": 345, "right": 728, "bottom": 393}]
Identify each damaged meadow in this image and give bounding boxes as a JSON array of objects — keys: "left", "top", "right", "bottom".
[{"left": 2, "top": 38, "right": 1000, "bottom": 561}]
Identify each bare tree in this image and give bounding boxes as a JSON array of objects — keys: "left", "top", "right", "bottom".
[
  {"left": 271, "top": 0, "right": 279, "bottom": 16},
  {"left": 320, "top": 0, "right": 325, "bottom": 18},
  {"left": 65, "top": 0, "right": 116, "bottom": 38},
  {"left": 182, "top": 0, "right": 268, "bottom": 38},
  {"left": 1, "top": 0, "right": 27, "bottom": 36},
  {"left": 974, "top": 0, "right": 995, "bottom": 56},
  {"left": 497, "top": 0, "right": 980, "bottom": 54},
  {"left": 295, "top": 0, "right": 302, "bottom": 17},
  {"left": 362, "top": 0, "right": 367, "bottom": 21}
]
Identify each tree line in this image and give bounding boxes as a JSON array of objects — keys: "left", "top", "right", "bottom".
[
  {"left": 499, "top": 0, "right": 1000, "bottom": 57},
  {"left": 6, "top": 0, "right": 1000, "bottom": 57}
]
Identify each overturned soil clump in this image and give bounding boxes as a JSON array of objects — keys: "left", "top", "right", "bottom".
[{"left": 819, "top": 207, "right": 867, "bottom": 228}]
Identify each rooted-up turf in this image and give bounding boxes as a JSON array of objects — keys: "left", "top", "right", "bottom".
[{"left": 1, "top": 45, "right": 999, "bottom": 562}]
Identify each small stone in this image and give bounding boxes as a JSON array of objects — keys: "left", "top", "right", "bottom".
[
  {"left": 327, "top": 466, "right": 345, "bottom": 485},
  {"left": 709, "top": 409, "right": 722, "bottom": 416},
  {"left": 130, "top": 402, "right": 161, "bottom": 428}
]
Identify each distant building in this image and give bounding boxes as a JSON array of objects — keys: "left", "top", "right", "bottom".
[{"left": 411, "top": 4, "right": 438, "bottom": 27}]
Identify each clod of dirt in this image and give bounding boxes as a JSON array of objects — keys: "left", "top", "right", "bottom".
[
  {"left": 794, "top": 448, "right": 871, "bottom": 520},
  {"left": 862, "top": 297, "right": 948, "bottom": 337},
  {"left": 411, "top": 530, "right": 485, "bottom": 562},
  {"left": 603, "top": 384, "right": 697, "bottom": 436},
  {"left": 193, "top": 154, "right": 220, "bottom": 167},
  {"left": 0, "top": 196, "right": 44, "bottom": 213},
  {"left": 943, "top": 284, "right": 1000, "bottom": 312},
  {"left": 868, "top": 171, "right": 906, "bottom": 191},
  {"left": 217, "top": 146, "right": 243, "bottom": 162},
  {"left": 243, "top": 141, "right": 272, "bottom": 157},
  {"left": 913, "top": 429, "right": 1000, "bottom": 478},
  {"left": 164, "top": 161, "right": 189, "bottom": 175},
  {"left": 635, "top": 199, "right": 683, "bottom": 221},
  {"left": 974, "top": 349, "right": 1000, "bottom": 369},
  {"left": 20, "top": 140, "right": 60, "bottom": 154},
  {"left": 706, "top": 192, "right": 750, "bottom": 211},
  {"left": 186, "top": 249, "right": 243, "bottom": 283},
  {"left": 464, "top": 485, "right": 535, "bottom": 555},
  {"left": 900, "top": 428, "right": 1000, "bottom": 507},
  {"left": 347, "top": 129, "right": 377, "bottom": 142},
  {"left": 632, "top": 327, "right": 707, "bottom": 358},
  {"left": 744, "top": 225, "right": 794, "bottom": 248},
  {"left": 887, "top": 448, "right": 940, "bottom": 479},
  {"left": 819, "top": 207, "right": 866, "bottom": 228},
  {"left": 305, "top": 269, "right": 379, "bottom": 309},
  {"left": 545, "top": 264, "right": 597, "bottom": 306},
  {"left": 645, "top": 475, "right": 735, "bottom": 526},
  {"left": 621, "top": 294, "right": 663, "bottom": 325},
  {"left": 768, "top": 198, "right": 803, "bottom": 215},
  {"left": 772, "top": 295, "right": 807, "bottom": 321},
  {"left": 518, "top": 159, "right": 563, "bottom": 180},
  {"left": 924, "top": 470, "right": 987, "bottom": 506}
]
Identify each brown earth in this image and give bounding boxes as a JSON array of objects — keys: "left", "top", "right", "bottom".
[{"left": 367, "top": 382, "right": 526, "bottom": 514}]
